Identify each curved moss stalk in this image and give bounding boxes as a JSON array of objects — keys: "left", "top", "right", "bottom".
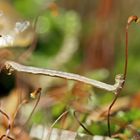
[{"left": 107, "top": 15, "right": 140, "bottom": 137}]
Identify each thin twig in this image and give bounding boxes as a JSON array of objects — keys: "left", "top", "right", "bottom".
[
  {"left": 107, "top": 75, "right": 124, "bottom": 137},
  {"left": 12, "top": 99, "right": 28, "bottom": 128},
  {"left": 107, "top": 93, "right": 119, "bottom": 137},
  {"left": 51, "top": 110, "right": 69, "bottom": 128},
  {"left": 124, "top": 25, "right": 128, "bottom": 82},
  {"left": 46, "top": 110, "right": 69, "bottom": 140},
  {"left": 74, "top": 111, "right": 93, "bottom": 135},
  {"left": 0, "top": 135, "right": 14, "bottom": 140},
  {"left": 123, "top": 15, "right": 139, "bottom": 82},
  {"left": 0, "top": 108, "right": 11, "bottom": 139},
  {"left": 17, "top": 88, "right": 41, "bottom": 137},
  {"left": 3, "top": 61, "right": 124, "bottom": 92},
  {"left": 107, "top": 15, "right": 139, "bottom": 137},
  {"left": 24, "top": 88, "right": 41, "bottom": 126}
]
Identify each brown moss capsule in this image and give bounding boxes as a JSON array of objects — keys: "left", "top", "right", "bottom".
[
  {"left": 127, "top": 15, "right": 138, "bottom": 25},
  {"left": 30, "top": 88, "right": 41, "bottom": 99}
]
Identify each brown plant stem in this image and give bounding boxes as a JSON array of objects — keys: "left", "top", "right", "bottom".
[
  {"left": 46, "top": 110, "right": 69, "bottom": 140},
  {"left": 12, "top": 99, "right": 28, "bottom": 128},
  {"left": 74, "top": 111, "right": 93, "bottom": 135},
  {"left": 51, "top": 110, "right": 69, "bottom": 128},
  {"left": 23, "top": 88, "right": 41, "bottom": 126},
  {"left": 107, "top": 93, "right": 120, "bottom": 137},
  {"left": 0, "top": 108, "right": 11, "bottom": 139},
  {"left": 107, "top": 15, "right": 139, "bottom": 137},
  {"left": 0, "top": 135, "right": 14, "bottom": 140},
  {"left": 17, "top": 88, "right": 41, "bottom": 137}
]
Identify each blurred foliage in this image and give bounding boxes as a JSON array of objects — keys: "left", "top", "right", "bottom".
[{"left": 1, "top": 0, "right": 140, "bottom": 139}]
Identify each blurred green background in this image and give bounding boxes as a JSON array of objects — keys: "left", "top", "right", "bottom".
[
  {"left": 1, "top": 0, "right": 140, "bottom": 139},
  {"left": 11, "top": 0, "right": 140, "bottom": 93}
]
